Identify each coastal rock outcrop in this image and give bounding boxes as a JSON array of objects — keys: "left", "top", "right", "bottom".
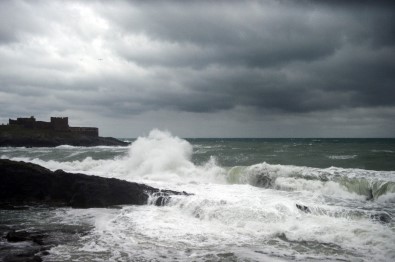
[
  {"left": 0, "top": 133, "right": 129, "bottom": 147},
  {"left": 0, "top": 116, "right": 130, "bottom": 147},
  {"left": 0, "top": 159, "right": 187, "bottom": 208},
  {"left": 1, "top": 227, "right": 89, "bottom": 262}
]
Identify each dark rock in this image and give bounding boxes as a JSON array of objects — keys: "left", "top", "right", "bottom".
[
  {"left": 6, "top": 230, "right": 47, "bottom": 245},
  {"left": 366, "top": 188, "right": 374, "bottom": 201},
  {"left": 4, "top": 254, "right": 42, "bottom": 262},
  {"left": 150, "top": 192, "right": 173, "bottom": 206},
  {"left": 296, "top": 204, "right": 311, "bottom": 213},
  {"left": 250, "top": 173, "right": 273, "bottom": 188},
  {"left": 370, "top": 213, "right": 392, "bottom": 224},
  {"left": 0, "top": 204, "right": 29, "bottom": 210},
  {"left": 1, "top": 234, "right": 44, "bottom": 262},
  {"left": 0, "top": 159, "right": 188, "bottom": 208},
  {"left": 154, "top": 196, "right": 170, "bottom": 206},
  {"left": 0, "top": 159, "right": 191, "bottom": 261},
  {"left": 0, "top": 125, "right": 129, "bottom": 147},
  {"left": 2, "top": 228, "right": 75, "bottom": 262},
  {"left": 0, "top": 135, "right": 129, "bottom": 147},
  {"left": 7, "top": 230, "right": 32, "bottom": 242}
]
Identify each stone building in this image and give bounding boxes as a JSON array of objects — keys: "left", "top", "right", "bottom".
[{"left": 8, "top": 116, "right": 99, "bottom": 137}]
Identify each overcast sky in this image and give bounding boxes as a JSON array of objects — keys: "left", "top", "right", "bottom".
[{"left": 0, "top": 0, "right": 394, "bottom": 138}]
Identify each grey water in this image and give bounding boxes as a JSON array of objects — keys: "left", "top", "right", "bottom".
[
  {"left": 1, "top": 135, "right": 395, "bottom": 261},
  {"left": 189, "top": 138, "right": 395, "bottom": 170}
]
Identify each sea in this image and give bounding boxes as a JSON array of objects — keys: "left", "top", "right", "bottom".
[{"left": 1, "top": 129, "right": 394, "bottom": 261}]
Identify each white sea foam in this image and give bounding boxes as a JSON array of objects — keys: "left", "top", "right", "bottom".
[
  {"left": 48, "top": 183, "right": 394, "bottom": 261},
  {"left": 6, "top": 130, "right": 226, "bottom": 186},
  {"left": 328, "top": 155, "right": 357, "bottom": 160},
  {"left": 274, "top": 177, "right": 366, "bottom": 200},
  {"left": 3, "top": 130, "right": 395, "bottom": 261},
  {"left": 372, "top": 149, "right": 394, "bottom": 153},
  {"left": 376, "top": 192, "right": 395, "bottom": 203},
  {"left": 4, "top": 130, "right": 395, "bottom": 199}
]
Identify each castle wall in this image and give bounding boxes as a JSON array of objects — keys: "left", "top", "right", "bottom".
[
  {"left": 7, "top": 116, "right": 99, "bottom": 137},
  {"left": 69, "top": 127, "right": 99, "bottom": 137},
  {"left": 50, "top": 117, "right": 69, "bottom": 130},
  {"left": 9, "top": 117, "right": 36, "bottom": 128},
  {"left": 35, "top": 121, "right": 52, "bottom": 129}
]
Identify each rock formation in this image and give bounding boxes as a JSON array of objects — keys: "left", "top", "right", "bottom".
[
  {"left": 0, "top": 116, "right": 129, "bottom": 147},
  {"left": 0, "top": 159, "right": 188, "bottom": 208},
  {"left": 0, "top": 159, "right": 190, "bottom": 261}
]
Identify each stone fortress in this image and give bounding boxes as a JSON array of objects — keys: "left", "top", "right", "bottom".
[{"left": 8, "top": 116, "right": 99, "bottom": 137}]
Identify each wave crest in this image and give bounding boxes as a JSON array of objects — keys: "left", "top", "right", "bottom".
[{"left": 226, "top": 162, "right": 395, "bottom": 200}]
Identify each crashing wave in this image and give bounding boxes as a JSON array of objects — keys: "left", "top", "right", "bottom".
[{"left": 227, "top": 162, "right": 395, "bottom": 200}]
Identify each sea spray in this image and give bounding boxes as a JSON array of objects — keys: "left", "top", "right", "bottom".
[
  {"left": 226, "top": 162, "right": 395, "bottom": 200},
  {"left": 1, "top": 131, "right": 395, "bottom": 261},
  {"left": 125, "top": 129, "right": 195, "bottom": 177}
]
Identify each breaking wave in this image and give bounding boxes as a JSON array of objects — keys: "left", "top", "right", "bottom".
[
  {"left": 227, "top": 163, "right": 395, "bottom": 201},
  {"left": 3, "top": 129, "right": 395, "bottom": 201},
  {"left": 2, "top": 129, "right": 395, "bottom": 261}
]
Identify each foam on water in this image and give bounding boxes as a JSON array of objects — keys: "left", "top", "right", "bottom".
[
  {"left": 327, "top": 155, "right": 357, "bottom": 160},
  {"left": 46, "top": 183, "right": 394, "bottom": 261},
  {"left": 2, "top": 130, "right": 395, "bottom": 261}
]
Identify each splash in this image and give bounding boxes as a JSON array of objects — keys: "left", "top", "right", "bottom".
[
  {"left": 4, "top": 129, "right": 226, "bottom": 185},
  {"left": 3, "top": 130, "right": 395, "bottom": 200},
  {"left": 124, "top": 129, "right": 195, "bottom": 178},
  {"left": 226, "top": 162, "right": 395, "bottom": 200}
]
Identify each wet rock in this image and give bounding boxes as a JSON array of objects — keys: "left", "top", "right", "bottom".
[
  {"left": 366, "top": 189, "right": 374, "bottom": 201},
  {"left": 0, "top": 159, "right": 188, "bottom": 208},
  {"left": 4, "top": 253, "right": 42, "bottom": 262},
  {"left": 1, "top": 231, "right": 44, "bottom": 262},
  {"left": 6, "top": 230, "right": 34, "bottom": 242},
  {"left": 296, "top": 204, "right": 311, "bottom": 213},
  {"left": 6, "top": 230, "right": 46, "bottom": 245},
  {"left": 370, "top": 213, "right": 392, "bottom": 224},
  {"left": 250, "top": 173, "right": 273, "bottom": 188},
  {"left": 1, "top": 227, "right": 89, "bottom": 262}
]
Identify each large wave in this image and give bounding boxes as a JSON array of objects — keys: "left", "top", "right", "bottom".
[
  {"left": 3, "top": 129, "right": 395, "bottom": 201},
  {"left": 227, "top": 163, "right": 395, "bottom": 201}
]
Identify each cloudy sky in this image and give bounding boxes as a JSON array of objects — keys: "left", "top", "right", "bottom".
[{"left": 0, "top": 0, "right": 394, "bottom": 138}]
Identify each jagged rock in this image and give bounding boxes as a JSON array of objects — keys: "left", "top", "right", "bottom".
[
  {"left": 6, "top": 230, "right": 46, "bottom": 245},
  {"left": 370, "top": 213, "right": 392, "bottom": 224},
  {"left": 1, "top": 227, "right": 88, "bottom": 262},
  {"left": 296, "top": 204, "right": 311, "bottom": 213},
  {"left": 0, "top": 159, "right": 188, "bottom": 208},
  {"left": 0, "top": 159, "right": 190, "bottom": 261}
]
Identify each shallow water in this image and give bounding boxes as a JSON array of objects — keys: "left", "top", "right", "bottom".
[{"left": 1, "top": 131, "right": 394, "bottom": 261}]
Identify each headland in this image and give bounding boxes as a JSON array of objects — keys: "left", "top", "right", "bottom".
[{"left": 0, "top": 116, "right": 128, "bottom": 147}]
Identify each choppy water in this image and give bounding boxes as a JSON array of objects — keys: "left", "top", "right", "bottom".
[{"left": 1, "top": 130, "right": 394, "bottom": 261}]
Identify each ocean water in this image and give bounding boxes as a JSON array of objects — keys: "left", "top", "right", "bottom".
[{"left": 1, "top": 130, "right": 395, "bottom": 261}]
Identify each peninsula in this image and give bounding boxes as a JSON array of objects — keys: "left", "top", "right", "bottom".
[{"left": 0, "top": 116, "right": 128, "bottom": 147}]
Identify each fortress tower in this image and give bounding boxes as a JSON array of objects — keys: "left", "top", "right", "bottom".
[{"left": 50, "top": 117, "right": 69, "bottom": 131}]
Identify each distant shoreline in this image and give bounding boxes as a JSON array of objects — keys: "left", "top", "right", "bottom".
[
  {"left": 0, "top": 116, "right": 130, "bottom": 147},
  {"left": 0, "top": 125, "right": 129, "bottom": 147}
]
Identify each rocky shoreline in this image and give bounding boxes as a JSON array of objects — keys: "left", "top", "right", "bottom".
[
  {"left": 0, "top": 159, "right": 189, "bottom": 261},
  {"left": 0, "top": 133, "right": 129, "bottom": 147},
  {"left": 0, "top": 159, "right": 187, "bottom": 208},
  {"left": 0, "top": 116, "right": 129, "bottom": 147},
  {"left": 1, "top": 224, "right": 90, "bottom": 262}
]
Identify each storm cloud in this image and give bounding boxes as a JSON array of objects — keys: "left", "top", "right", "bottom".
[{"left": 0, "top": 0, "right": 394, "bottom": 137}]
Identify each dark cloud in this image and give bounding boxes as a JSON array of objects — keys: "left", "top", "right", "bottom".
[{"left": 0, "top": 0, "right": 394, "bottom": 137}]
